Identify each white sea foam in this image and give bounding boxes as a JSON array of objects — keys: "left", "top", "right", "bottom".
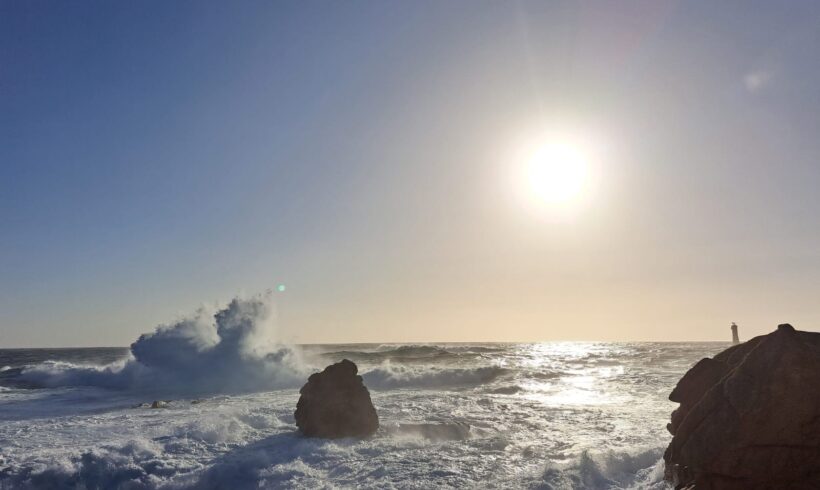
[
  {"left": 0, "top": 330, "right": 726, "bottom": 488},
  {"left": 17, "top": 296, "right": 306, "bottom": 396}
]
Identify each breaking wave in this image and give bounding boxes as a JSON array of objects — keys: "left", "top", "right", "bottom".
[
  {"left": 320, "top": 344, "right": 507, "bottom": 364},
  {"left": 537, "top": 447, "right": 667, "bottom": 489},
  {"left": 15, "top": 296, "right": 305, "bottom": 395},
  {"left": 362, "top": 365, "right": 508, "bottom": 389},
  {"left": 322, "top": 345, "right": 458, "bottom": 363}
]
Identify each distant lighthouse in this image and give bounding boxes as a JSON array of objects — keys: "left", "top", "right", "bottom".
[{"left": 731, "top": 322, "right": 740, "bottom": 344}]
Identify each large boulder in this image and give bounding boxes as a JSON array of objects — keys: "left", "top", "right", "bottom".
[
  {"left": 664, "top": 324, "right": 820, "bottom": 489},
  {"left": 294, "top": 359, "right": 379, "bottom": 438}
]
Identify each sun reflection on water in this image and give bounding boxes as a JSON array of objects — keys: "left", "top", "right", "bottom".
[{"left": 516, "top": 342, "right": 628, "bottom": 406}]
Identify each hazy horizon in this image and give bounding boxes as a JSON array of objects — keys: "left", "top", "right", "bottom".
[
  {"left": 4, "top": 1, "right": 820, "bottom": 347},
  {"left": 0, "top": 338, "right": 737, "bottom": 350}
]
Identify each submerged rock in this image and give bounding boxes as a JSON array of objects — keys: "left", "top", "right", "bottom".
[
  {"left": 294, "top": 359, "right": 379, "bottom": 438},
  {"left": 664, "top": 324, "right": 820, "bottom": 489}
]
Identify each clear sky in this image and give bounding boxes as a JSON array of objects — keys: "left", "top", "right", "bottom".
[{"left": 2, "top": 1, "right": 820, "bottom": 346}]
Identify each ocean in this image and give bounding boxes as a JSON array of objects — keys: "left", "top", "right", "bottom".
[{"left": 0, "top": 339, "right": 726, "bottom": 489}]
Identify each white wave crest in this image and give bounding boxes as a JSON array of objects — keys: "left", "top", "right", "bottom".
[
  {"left": 17, "top": 296, "right": 306, "bottom": 396},
  {"left": 362, "top": 364, "right": 508, "bottom": 389},
  {"left": 538, "top": 447, "right": 667, "bottom": 490}
]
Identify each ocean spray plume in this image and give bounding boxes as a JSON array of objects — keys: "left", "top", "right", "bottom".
[{"left": 19, "top": 295, "right": 306, "bottom": 395}]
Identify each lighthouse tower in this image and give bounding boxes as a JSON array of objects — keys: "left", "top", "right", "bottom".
[{"left": 730, "top": 322, "right": 740, "bottom": 344}]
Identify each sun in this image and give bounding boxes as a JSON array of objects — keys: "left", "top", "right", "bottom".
[
  {"left": 515, "top": 135, "right": 596, "bottom": 213},
  {"left": 526, "top": 142, "right": 589, "bottom": 204}
]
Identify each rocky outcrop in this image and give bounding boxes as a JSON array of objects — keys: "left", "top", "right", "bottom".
[
  {"left": 294, "top": 359, "right": 379, "bottom": 438},
  {"left": 664, "top": 324, "right": 820, "bottom": 489}
]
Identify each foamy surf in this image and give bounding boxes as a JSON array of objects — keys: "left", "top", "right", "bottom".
[{"left": 0, "top": 300, "right": 727, "bottom": 488}]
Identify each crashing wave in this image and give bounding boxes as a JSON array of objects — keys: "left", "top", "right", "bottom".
[
  {"left": 538, "top": 447, "right": 667, "bottom": 490},
  {"left": 15, "top": 296, "right": 305, "bottom": 395}
]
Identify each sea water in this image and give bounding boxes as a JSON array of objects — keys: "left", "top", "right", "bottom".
[
  {"left": 0, "top": 299, "right": 725, "bottom": 489},
  {"left": 0, "top": 342, "right": 725, "bottom": 489}
]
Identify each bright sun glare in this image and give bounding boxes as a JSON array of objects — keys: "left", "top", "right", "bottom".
[
  {"left": 527, "top": 142, "right": 589, "bottom": 204},
  {"left": 522, "top": 139, "right": 591, "bottom": 208}
]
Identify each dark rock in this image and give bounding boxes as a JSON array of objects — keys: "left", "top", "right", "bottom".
[
  {"left": 294, "top": 359, "right": 379, "bottom": 438},
  {"left": 664, "top": 324, "right": 820, "bottom": 489},
  {"left": 667, "top": 357, "right": 727, "bottom": 435},
  {"left": 150, "top": 400, "right": 169, "bottom": 409}
]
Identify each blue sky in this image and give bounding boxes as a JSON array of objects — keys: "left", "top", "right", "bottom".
[{"left": 2, "top": 1, "right": 820, "bottom": 346}]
